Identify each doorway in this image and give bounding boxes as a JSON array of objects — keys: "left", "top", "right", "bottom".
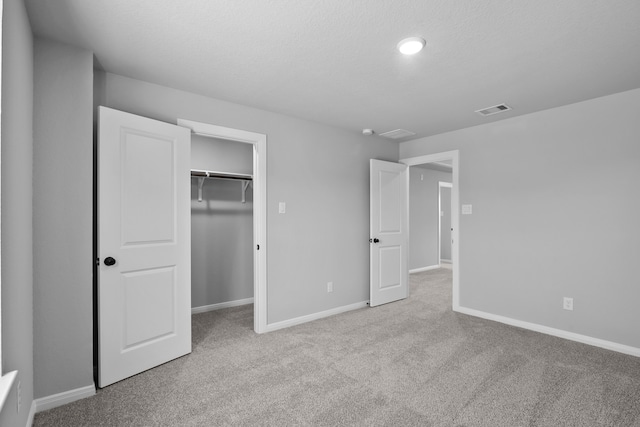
[
  {"left": 177, "top": 119, "right": 267, "bottom": 333},
  {"left": 400, "top": 151, "right": 460, "bottom": 310},
  {"left": 190, "top": 135, "right": 254, "bottom": 316}
]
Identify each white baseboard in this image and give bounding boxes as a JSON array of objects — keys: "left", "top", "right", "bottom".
[
  {"left": 26, "top": 401, "right": 36, "bottom": 427},
  {"left": 409, "top": 265, "right": 440, "bottom": 274},
  {"left": 440, "top": 259, "right": 452, "bottom": 264},
  {"left": 455, "top": 306, "right": 640, "bottom": 358},
  {"left": 34, "top": 384, "right": 95, "bottom": 413},
  {"left": 265, "top": 301, "right": 369, "bottom": 333},
  {"left": 192, "top": 297, "right": 254, "bottom": 314}
]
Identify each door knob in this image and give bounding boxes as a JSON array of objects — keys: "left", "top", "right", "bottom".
[
  {"left": 373, "top": 238, "right": 380, "bottom": 243},
  {"left": 104, "top": 257, "right": 117, "bottom": 266}
]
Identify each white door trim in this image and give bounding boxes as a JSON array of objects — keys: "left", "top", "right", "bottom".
[
  {"left": 400, "top": 151, "right": 460, "bottom": 311},
  {"left": 177, "top": 119, "right": 268, "bottom": 334},
  {"left": 438, "top": 181, "right": 452, "bottom": 265}
]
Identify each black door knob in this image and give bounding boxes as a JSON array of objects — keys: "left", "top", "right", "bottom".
[
  {"left": 373, "top": 238, "right": 380, "bottom": 243},
  {"left": 104, "top": 257, "right": 116, "bottom": 266}
]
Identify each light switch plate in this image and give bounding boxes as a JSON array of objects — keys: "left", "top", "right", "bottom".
[
  {"left": 462, "top": 204, "right": 473, "bottom": 215},
  {"left": 278, "top": 202, "right": 286, "bottom": 214}
]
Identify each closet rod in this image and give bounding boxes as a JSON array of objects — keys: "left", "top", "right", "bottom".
[{"left": 190, "top": 169, "right": 253, "bottom": 181}]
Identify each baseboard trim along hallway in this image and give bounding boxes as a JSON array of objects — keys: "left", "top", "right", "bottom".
[
  {"left": 409, "top": 265, "right": 440, "bottom": 274},
  {"left": 456, "top": 306, "right": 640, "bottom": 358},
  {"left": 191, "top": 298, "right": 254, "bottom": 314},
  {"left": 265, "top": 301, "right": 369, "bottom": 333}
]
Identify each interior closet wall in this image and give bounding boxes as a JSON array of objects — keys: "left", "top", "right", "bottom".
[
  {"left": 191, "top": 135, "right": 254, "bottom": 309},
  {"left": 409, "top": 166, "right": 452, "bottom": 271}
]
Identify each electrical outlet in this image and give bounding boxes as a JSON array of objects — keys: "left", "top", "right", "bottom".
[
  {"left": 563, "top": 297, "right": 573, "bottom": 311},
  {"left": 327, "top": 282, "right": 333, "bottom": 293},
  {"left": 17, "top": 381, "right": 21, "bottom": 414}
]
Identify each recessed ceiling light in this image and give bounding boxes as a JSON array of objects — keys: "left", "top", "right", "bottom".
[{"left": 397, "top": 37, "right": 426, "bottom": 55}]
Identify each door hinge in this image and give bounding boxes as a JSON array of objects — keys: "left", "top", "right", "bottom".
[{"left": 96, "top": 258, "right": 100, "bottom": 266}]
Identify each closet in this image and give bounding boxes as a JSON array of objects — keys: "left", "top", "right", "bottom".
[{"left": 190, "top": 134, "right": 254, "bottom": 312}]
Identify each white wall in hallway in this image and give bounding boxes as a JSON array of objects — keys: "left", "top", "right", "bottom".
[{"left": 409, "top": 166, "right": 452, "bottom": 270}]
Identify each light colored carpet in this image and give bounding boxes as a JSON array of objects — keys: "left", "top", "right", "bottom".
[{"left": 34, "top": 269, "right": 640, "bottom": 426}]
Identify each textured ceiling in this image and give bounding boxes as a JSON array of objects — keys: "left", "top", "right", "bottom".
[{"left": 25, "top": 0, "right": 640, "bottom": 141}]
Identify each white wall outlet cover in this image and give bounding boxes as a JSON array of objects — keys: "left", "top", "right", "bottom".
[{"left": 462, "top": 204, "right": 473, "bottom": 214}]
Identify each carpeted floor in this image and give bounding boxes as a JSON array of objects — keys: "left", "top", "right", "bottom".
[{"left": 34, "top": 269, "right": 640, "bottom": 426}]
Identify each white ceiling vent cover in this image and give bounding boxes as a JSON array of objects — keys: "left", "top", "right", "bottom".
[
  {"left": 379, "top": 129, "right": 416, "bottom": 139},
  {"left": 475, "top": 104, "right": 512, "bottom": 116}
]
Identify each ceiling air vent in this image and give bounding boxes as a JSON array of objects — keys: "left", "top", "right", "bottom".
[
  {"left": 379, "top": 129, "right": 416, "bottom": 140},
  {"left": 475, "top": 103, "right": 512, "bottom": 117}
]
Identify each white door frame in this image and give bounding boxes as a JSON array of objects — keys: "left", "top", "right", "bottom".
[
  {"left": 177, "top": 119, "right": 268, "bottom": 333},
  {"left": 438, "top": 181, "right": 452, "bottom": 265},
  {"left": 400, "top": 151, "right": 460, "bottom": 311}
]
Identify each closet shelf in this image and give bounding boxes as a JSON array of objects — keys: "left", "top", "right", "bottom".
[
  {"left": 190, "top": 169, "right": 252, "bottom": 181},
  {"left": 191, "top": 169, "right": 253, "bottom": 203}
]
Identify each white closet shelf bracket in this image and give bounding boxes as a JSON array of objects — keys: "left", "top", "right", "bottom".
[
  {"left": 197, "top": 177, "right": 205, "bottom": 203},
  {"left": 241, "top": 181, "right": 251, "bottom": 204},
  {"left": 191, "top": 169, "right": 253, "bottom": 203}
]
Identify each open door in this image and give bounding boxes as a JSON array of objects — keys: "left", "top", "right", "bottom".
[
  {"left": 369, "top": 159, "right": 409, "bottom": 307},
  {"left": 98, "top": 107, "right": 191, "bottom": 387}
]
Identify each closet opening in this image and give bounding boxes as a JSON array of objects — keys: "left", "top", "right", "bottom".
[
  {"left": 190, "top": 135, "right": 255, "bottom": 321},
  {"left": 178, "top": 119, "right": 268, "bottom": 333}
]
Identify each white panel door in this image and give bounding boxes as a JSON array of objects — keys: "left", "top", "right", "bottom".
[
  {"left": 370, "top": 159, "right": 409, "bottom": 307},
  {"left": 98, "top": 107, "right": 191, "bottom": 387}
]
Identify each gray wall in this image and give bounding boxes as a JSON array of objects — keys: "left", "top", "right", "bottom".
[
  {"left": 33, "top": 39, "right": 94, "bottom": 398},
  {"left": 440, "top": 186, "right": 451, "bottom": 261},
  {"left": 0, "top": 0, "right": 34, "bottom": 424},
  {"left": 400, "top": 88, "right": 640, "bottom": 349},
  {"left": 95, "top": 72, "right": 399, "bottom": 324},
  {"left": 409, "top": 166, "right": 452, "bottom": 270},
  {"left": 191, "top": 136, "right": 254, "bottom": 307}
]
